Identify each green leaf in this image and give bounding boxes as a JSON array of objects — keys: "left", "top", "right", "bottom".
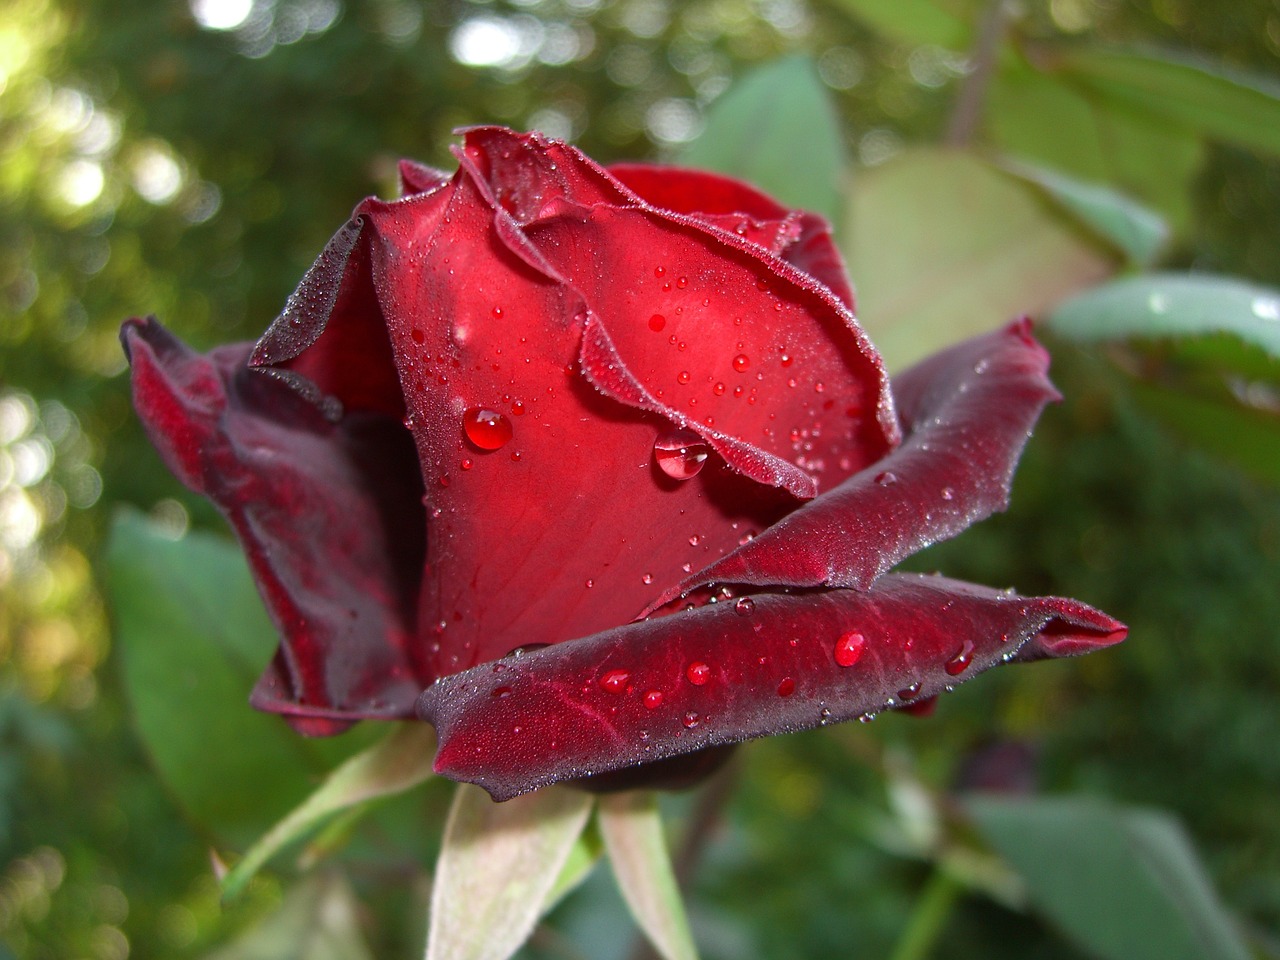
[
  {"left": 1055, "top": 45, "right": 1280, "bottom": 157},
  {"left": 1048, "top": 273, "right": 1280, "bottom": 359},
  {"left": 827, "top": 0, "right": 975, "bottom": 48},
  {"left": 543, "top": 819, "right": 605, "bottom": 913},
  {"left": 104, "top": 510, "right": 372, "bottom": 847},
  {"left": 426, "top": 784, "right": 595, "bottom": 960},
  {"left": 202, "top": 872, "right": 374, "bottom": 960},
  {"left": 599, "top": 792, "right": 699, "bottom": 960},
  {"left": 845, "top": 148, "right": 1118, "bottom": 370},
  {"left": 1002, "top": 161, "right": 1169, "bottom": 268},
  {"left": 679, "top": 56, "right": 847, "bottom": 223},
  {"left": 966, "top": 795, "right": 1251, "bottom": 960},
  {"left": 222, "top": 723, "right": 437, "bottom": 901},
  {"left": 986, "top": 55, "right": 1203, "bottom": 231}
]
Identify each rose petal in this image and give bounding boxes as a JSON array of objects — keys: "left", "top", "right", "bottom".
[
  {"left": 122, "top": 317, "right": 427, "bottom": 733},
  {"left": 461, "top": 127, "right": 898, "bottom": 499},
  {"left": 343, "top": 164, "right": 794, "bottom": 677},
  {"left": 418, "top": 572, "right": 1125, "bottom": 800},
  {"left": 608, "top": 162, "right": 857, "bottom": 310},
  {"left": 650, "top": 319, "right": 1059, "bottom": 608},
  {"left": 399, "top": 159, "right": 451, "bottom": 196}
]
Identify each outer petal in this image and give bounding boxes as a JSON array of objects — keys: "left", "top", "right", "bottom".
[
  {"left": 651, "top": 318, "right": 1059, "bottom": 607},
  {"left": 608, "top": 162, "right": 857, "bottom": 310},
  {"left": 418, "top": 572, "right": 1125, "bottom": 800},
  {"left": 122, "top": 317, "right": 427, "bottom": 734}
]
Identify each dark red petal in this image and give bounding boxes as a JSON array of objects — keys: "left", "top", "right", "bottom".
[
  {"left": 418, "top": 572, "right": 1125, "bottom": 801},
  {"left": 398, "top": 159, "right": 451, "bottom": 197},
  {"left": 350, "top": 165, "right": 794, "bottom": 678},
  {"left": 122, "top": 317, "right": 427, "bottom": 733},
  {"left": 462, "top": 128, "right": 896, "bottom": 499},
  {"left": 249, "top": 218, "right": 404, "bottom": 420},
  {"left": 608, "top": 163, "right": 856, "bottom": 310},
  {"left": 652, "top": 319, "right": 1059, "bottom": 606}
]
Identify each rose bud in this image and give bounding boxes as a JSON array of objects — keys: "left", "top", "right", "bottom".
[{"left": 121, "top": 127, "right": 1125, "bottom": 801}]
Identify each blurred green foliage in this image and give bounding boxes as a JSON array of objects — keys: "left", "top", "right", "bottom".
[{"left": 3, "top": 0, "right": 1280, "bottom": 957}]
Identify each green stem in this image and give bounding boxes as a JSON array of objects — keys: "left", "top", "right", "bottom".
[
  {"left": 945, "top": 0, "right": 1013, "bottom": 146},
  {"left": 889, "top": 868, "right": 962, "bottom": 960}
]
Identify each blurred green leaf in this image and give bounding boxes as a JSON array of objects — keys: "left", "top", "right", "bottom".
[
  {"left": 966, "top": 795, "right": 1251, "bottom": 960},
  {"left": 203, "top": 872, "right": 373, "bottom": 960},
  {"left": 543, "top": 819, "right": 605, "bottom": 913},
  {"left": 845, "top": 148, "right": 1118, "bottom": 369},
  {"left": 1054, "top": 46, "right": 1280, "bottom": 157},
  {"left": 679, "top": 56, "right": 847, "bottom": 223},
  {"left": 1049, "top": 273, "right": 1280, "bottom": 358},
  {"left": 828, "top": 0, "right": 975, "bottom": 48},
  {"left": 426, "top": 784, "right": 594, "bottom": 960},
  {"left": 222, "top": 723, "right": 437, "bottom": 901},
  {"left": 105, "top": 510, "right": 372, "bottom": 847},
  {"left": 1127, "top": 377, "right": 1280, "bottom": 487},
  {"left": 1003, "top": 161, "right": 1169, "bottom": 267},
  {"left": 599, "top": 792, "right": 699, "bottom": 960},
  {"left": 987, "top": 55, "right": 1203, "bottom": 231}
]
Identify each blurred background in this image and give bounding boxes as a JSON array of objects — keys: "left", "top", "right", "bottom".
[{"left": 2, "top": 0, "right": 1279, "bottom": 957}]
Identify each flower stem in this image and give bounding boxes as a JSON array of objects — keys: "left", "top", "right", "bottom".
[
  {"left": 945, "top": 0, "right": 1013, "bottom": 146},
  {"left": 888, "top": 868, "right": 962, "bottom": 960}
]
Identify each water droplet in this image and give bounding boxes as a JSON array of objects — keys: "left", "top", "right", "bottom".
[
  {"left": 689, "top": 533, "right": 701, "bottom": 546},
  {"left": 682, "top": 711, "right": 700, "bottom": 729},
  {"left": 874, "top": 471, "right": 898, "bottom": 486},
  {"left": 438, "top": 474, "right": 450, "bottom": 488},
  {"left": 510, "top": 450, "right": 522, "bottom": 462},
  {"left": 734, "top": 597, "right": 755, "bottom": 617},
  {"left": 460, "top": 458, "right": 473, "bottom": 471},
  {"left": 780, "top": 352, "right": 793, "bottom": 367},
  {"left": 492, "top": 685, "right": 512, "bottom": 698},
  {"left": 653, "top": 428, "right": 709, "bottom": 480},
  {"left": 712, "top": 381, "right": 726, "bottom": 396},
  {"left": 643, "top": 690, "right": 664, "bottom": 709},
  {"left": 686, "top": 662, "right": 711, "bottom": 685},
  {"left": 584, "top": 578, "right": 594, "bottom": 589},
  {"left": 941, "top": 486, "right": 954, "bottom": 501},
  {"left": 732, "top": 354, "right": 750, "bottom": 372},
  {"left": 511, "top": 400, "right": 526, "bottom": 415},
  {"left": 777, "top": 677, "right": 795, "bottom": 697},
  {"left": 834, "top": 631, "right": 867, "bottom": 667},
  {"left": 677, "top": 370, "right": 691, "bottom": 385},
  {"left": 463, "top": 407, "right": 513, "bottom": 450},
  {"left": 818, "top": 707, "right": 832, "bottom": 725},
  {"left": 897, "top": 681, "right": 922, "bottom": 700},
  {"left": 642, "top": 572, "right": 654, "bottom": 585},
  {"left": 676, "top": 276, "right": 688, "bottom": 289},
  {"left": 599, "top": 668, "right": 631, "bottom": 693},
  {"left": 944, "top": 639, "right": 975, "bottom": 675},
  {"left": 492, "top": 306, "right": 504, "bottom": 319},
  {"left": 654, "top": 266, "right": 666, "bottom": 278},
  {"left": 411, "top": 328, "right": 425, "bottom": 344},
  {"left": 649, "top": 313, "right": 666, "bottom": 332}
]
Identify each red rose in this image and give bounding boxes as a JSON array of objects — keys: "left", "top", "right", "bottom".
[{"left": 121, "top": 127, "right": 1124, "bottom": 801}]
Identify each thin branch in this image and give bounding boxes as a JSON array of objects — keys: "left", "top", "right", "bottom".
[{"left": 946, "top": 0, "right": 1014, "bottom": 147}]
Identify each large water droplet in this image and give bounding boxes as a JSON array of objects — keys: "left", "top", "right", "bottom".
[
  {"left": 777, "top": 677, "right": 795, "bottom": 697},
  {"left": 643, "top": 690, "right": 663, "bottom": 709},
  {"left": 874, "top": 471, "right": 898, "bottom": 486},
  {"left": 944, "top": 639, "right": 975, "bottom": 675},
  {"left": 463, "top": 406, "right": 513, "bottom": 450},
  {"left": 897, "top": 681, "right": 922, "bottom": 700},
  {"left": 834, "top": 631, "right": 867, "bottom": 667},
  {"left": 599, "top": 668, "right": 631, "bottom": 693},
  {"left": 734, "top": 597, "right": 755, "bottom": 617},
  {"left": 732, "top": 354, "right": 750, "bottom": 373},
  {"left": 653, "top": 428, "right": 709, "bottom": 480},
  {"left": 686, "top": 662, "right": 711, "bottom": 685},
  {"left": 649, "top": 313, "right": 666, "bottom": 332}
]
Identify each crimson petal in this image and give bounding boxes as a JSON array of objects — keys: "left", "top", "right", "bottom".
[
  {"left": 122, "top": 317, "right": 427, "bottom": 734},
  {"left": 419, "top": 572, "right": 1125, "bottom": 801},
  {"left": 651, "top": 319, "right": 1059, "bottom": 607}
]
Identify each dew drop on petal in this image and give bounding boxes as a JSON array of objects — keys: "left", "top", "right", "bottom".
[
  {"left": 642, "top": 572, "right": 654, "bottom": 585},
  {"left": 818, "top": 707, "right": 832, "bottom": 725},
  {"left": 492, "top": 685, "right": 512, "bottom": 698},
  {"left": 941, "top": 486, "right": 955, "bottom": 501},
  {"left": 732, "top": 354, "right": 750, "bottom": 373},
  {"left": 654, "top": 428, "right": 709, "bottom": 480},
  {"left": 686, "top": 662, "right": 711, "bottom": 685},
  {"left": 734, "top": 597, "right": 755, "bottom": 617},
  {"left": 777, "top": 677, "right": 795, "bottom": 697},
  {"left": 897, "top": 681, "right": 922, "bottom": 700},
  {"left": 599, "top": 669, "right": 631, "bottom": 693},
  {"left": 834, "top": 631, "right": 867, "bottom": 667},
  {"left": 682, "top": 711, "right": 700, "bottom": 729},
  {"left": 643, "top": 690, "right": 664, "bottom": 709},
  {"left": 944, "top": 640, "right": 975, "bottom": 675},
  {"left": 463, "top": 406, "right": 513, "bottom": 450},
  {"left": 874, "top": 470, "right": 898, "bottom": 486},
  {"left": 649, "top": 313, "right": 666, "bottom": 332},
  {"left": 677, "top": 370, "right": 691, "bottom": 385}
]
